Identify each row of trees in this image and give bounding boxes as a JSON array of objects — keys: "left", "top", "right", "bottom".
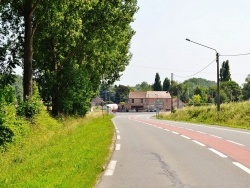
[
  {"left": 0, "top": 1, "right": 138, "bottom": 116},
  {"left": 100, "top": 60, "right": 250, "bottom": 106},
  {"left": 149, "top": 61, "right": 244, "bottom": 105}
]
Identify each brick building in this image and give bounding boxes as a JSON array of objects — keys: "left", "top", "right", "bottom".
[{"left": 125, "top": 91, "right": 172, "bottom": 111}]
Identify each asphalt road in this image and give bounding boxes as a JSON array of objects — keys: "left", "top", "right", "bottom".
[{"left": 97, "top": 112, "right": 250, "bottom": 188}]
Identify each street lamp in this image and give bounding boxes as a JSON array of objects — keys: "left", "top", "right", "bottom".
[{"left": 186, "top": 38, "right": 220, "bottom": 112}]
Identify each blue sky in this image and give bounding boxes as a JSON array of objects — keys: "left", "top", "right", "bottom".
[{"left": 115, "top": 0, "right": 250, "bottom": 87}]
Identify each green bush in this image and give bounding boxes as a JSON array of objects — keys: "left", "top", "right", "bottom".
[
  {"left": 17, "top": 99, "right": 42, "bottom": 118},
  {"left": 0, "top": 85, "right": 16, "bottom": 105},
  {"left": 0, "top": 126, "right": 14, "bottom": 145},
  {"left": 0, "top": 105, "right": 31, "bottom": 148},
  {"left": 16, "top": 82, "right": 43, "bottom": 118}
]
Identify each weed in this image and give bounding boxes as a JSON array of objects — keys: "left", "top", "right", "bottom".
[{"left": 161, "top": 101, "right": 250, "bottom": 129}]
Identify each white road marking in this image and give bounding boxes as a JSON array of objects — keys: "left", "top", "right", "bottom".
[
  {"left": 193, "top": 140, "right": 206, "bottom": 146},
  {"left": 196, "top": 131, "right": 206, "bottom": 134},
  {"left": 209, "top": 148, "right": 228, "bottom": 158},
  {"left": 104, "top": 160, "right": 117, "bottom": 176},
  {"left": 210, "top": 134, "right": 222, "bottom": 139},
  {"left": 181, "top": 135, "right": 191, "bottom": 139},
  {"left": 158, "top": 127, "right": 163, "bottom": 129},
  {"left": 116, "top": 130, "right": 120, "bottom": 133},
  {"left": 186, "top": 128, "right": 193, "bottom": 131},
  {"left": 165, "top": 129, "right": 170, "bottom": 132},
  {"left": 232, "top": 162, "right": 250, "bottom": 174},
  {"left": 227, "top": 140, "right": 245, "bottom": 146},
  {"left": 172, "top": 131, "right": 179, "bottom": 134},
  {"left": 116, "top": 144, "right": 121, "bottom": 150},
  {"left": 117, "top": 135, "right": 121, "bottom": 140}
]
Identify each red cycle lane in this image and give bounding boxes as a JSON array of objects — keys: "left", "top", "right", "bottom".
[{"left": 134, "top": 118, "right": 250, "bottom": 170}]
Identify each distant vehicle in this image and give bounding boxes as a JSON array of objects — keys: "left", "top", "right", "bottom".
[
  {"left": 147, "top": 105, "right": 156, "bottom": 112},
  {"left": 106, "top": 104, "right": 118, "bottom": 113}
]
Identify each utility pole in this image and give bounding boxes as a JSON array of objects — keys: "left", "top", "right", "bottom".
[
  {"left": 171, "top": 73, "right": 174, "bottom": 112},
  {"left": 216, "top": 52, "right": 220, "bottom": 111},
  {"left": 186, "top": 38, "right": 220, "bottom": 112}
]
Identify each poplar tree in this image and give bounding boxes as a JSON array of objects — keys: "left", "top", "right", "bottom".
[
  {"left": 33, "top": 0, "right": 138, "bottom": 116},
  {"left": 163, "top": 77, "right": 171, "bottom": 91},
  {"left": 220, "top": 60, "right": 231, "bottom": 82},
  {"left": 153, "top": 73, "right": 162, "bottom": 91},
  {"left": 0, "top": 0, "right": 42, "bottom": 99}
]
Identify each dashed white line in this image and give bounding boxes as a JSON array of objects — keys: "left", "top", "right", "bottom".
[
  {"left": 233, "top": 162, "right": 250, "bottom": 174},
  {"left": 186, "top": 128, "right": 193, "bottom": 131},
  {"left": 196, "top": 131, "right": 206, "bottom": 134},
  {"left": 104, "top": 160, "right": 117, "bottom": 176},
  {"left": 116, "top": 144, "right": 121, "bottom": 150},
  {"left": 172, "top": 131, "right": 179, "bottom": 135},
  {"left": 227, "top": 140, "right": 245, "bottom": 146},
  {"left": 193, "top": 140, "right": 206, "bottom": 146},
  {"left": 116, "top": 130, "right": 120, "bottom": 133},
  {"left": 158, "top": 127, "right": 163, "bottom": 129},
  {"left": 209, "top": 148, "right": 228, "bottom": 158},
  {"left": 165, "top": 129, "right": 170, "bottom": 132},
  {"left": 210, "top": 134, "right": 222, "bottom": 139},
  {"left": 181, "top": 135, "right": 191, "bottom": 139},
  {"left": 117, "top": 135, "right": 121, "bottom": 140}
]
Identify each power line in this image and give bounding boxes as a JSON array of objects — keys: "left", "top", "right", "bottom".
[
  {"left": 174, "top": 59, "right": 216, "bottom": 79},
  {"left": 132, "top": 65, "right": 214, "bottom": 73},
  {"left": 220, "top": 52, "right": 250, "bottom": 57}
]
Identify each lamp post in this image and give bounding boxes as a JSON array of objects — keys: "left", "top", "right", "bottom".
[{"left": 186, "top": 38, "right": 220, "bottom": 112}]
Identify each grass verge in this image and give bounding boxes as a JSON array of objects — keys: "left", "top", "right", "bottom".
[
  {"left": 0, "top": 112, "right": 114, "bottom": 188},
  {"left": 159, "top": 101, "right": 250, "bottom": 130}
]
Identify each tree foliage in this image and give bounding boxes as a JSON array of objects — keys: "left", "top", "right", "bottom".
[
  {"left": 1, "top": 1, "right": 138, "bottom": 116},
  {"left": 183, "top": 78, "right": 216, "bottom": 98},
  {"left": 163, "top": 77, "right": 170, "bottom": 91},
  {"left": 32, "top": 1, "right": 138, "bottom": 116},
  {"left": 220, "top": 60, "right": 231, "bottom": 82},
  {"left": 242, "top": 74, "right": 250, "bottom": 100},
  {"left": 153, "top": 73, "right": 162, "bottom": 91},
  {"left": 220, "top": 81, "right": 241, "bottom": 102},
  {"left": 0, "top": 0, "right": 42, "bottom": 99},
  {"left": 134, "top": 81, "right": 152, "bottom": 91}
]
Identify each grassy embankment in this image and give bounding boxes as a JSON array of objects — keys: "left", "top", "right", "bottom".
[
  {"left": 159, "top": 101, "right": 250, "bottom": 130},
  {"left": 0, "top": 111, "right": 114, "bottom": 187}
]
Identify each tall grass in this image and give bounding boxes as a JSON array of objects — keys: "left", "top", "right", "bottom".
[
  {"left": 0, "top": 111, "right": 114, "bottom": 187},
  {"left": 160, "top": 101, "right": 250, "bottom": 130}
]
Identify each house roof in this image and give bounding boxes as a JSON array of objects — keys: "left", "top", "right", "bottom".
[
  {"left": 129, "top": 92, "right": 146, "bottom": 98},
  {"left": 91, "top": 96, "right": 104, "bottom": 103},
  {"left": 129, "top": 91, "right": 171, "bottom": 99},
  {"left": 146, "top": 91, "right": 171, "bottom": 98}
]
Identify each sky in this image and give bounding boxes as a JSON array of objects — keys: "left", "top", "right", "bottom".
[{"left": 115, "top": 0, "right": 250, "bottom": 87}]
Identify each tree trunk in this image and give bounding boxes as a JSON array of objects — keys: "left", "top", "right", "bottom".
[
  {"left": 51, "top": 38, "right": 60, "bottom": 116},
  {"left": 23, "top": 1, "right": 34, "bottom": 100}
]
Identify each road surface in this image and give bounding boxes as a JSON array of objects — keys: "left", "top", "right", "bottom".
[{"left": 97, "top": 112, "right": 250, "bottom": 188}]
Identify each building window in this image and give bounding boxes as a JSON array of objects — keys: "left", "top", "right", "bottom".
[
  {"left": 141, "top": 99, "right": 143, "bottom": 103},
  {"left": 132, "top": 99, "right": 134, "bottom": 103}
]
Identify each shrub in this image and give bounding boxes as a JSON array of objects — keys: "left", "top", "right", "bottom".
[
  {"left": 16, "top": 82, "right": 43, "bottom": 119},
  {"left": 17, "top": 99, "right": 42, "bottom": 118},
  {"left": 0, "top": 105, "right": 31, "bottom": 148},
  {"left": 0, "top": 126, "right": 14, "bottom": 145},
  {"left": 0, "top": 85, "right": 16, "bottom": 105}
]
